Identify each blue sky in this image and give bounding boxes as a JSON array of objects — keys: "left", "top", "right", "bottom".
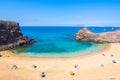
[{"left": 0, "top": 0, "right": 120, "bottom": 26}]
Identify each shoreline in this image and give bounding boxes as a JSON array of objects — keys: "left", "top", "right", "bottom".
[
  {"left": 0, "top": 43, "right": 110, "bottom": 59},
  {"left": 0, "top": 43, "right": 120, "bottom": 80},
  {"left": 7, "top": 43, "right": 108, "bottom": 58}
]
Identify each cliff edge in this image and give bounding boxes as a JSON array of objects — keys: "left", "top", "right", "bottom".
[
  {"left": 76, "top": 28, "right": 120, "bottom": 43},
  {"left": 0, "top": 20, "right": 35, "bottom": 50}
]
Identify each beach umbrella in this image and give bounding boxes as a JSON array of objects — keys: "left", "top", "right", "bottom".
[
  {"left": 41, "top": 72, "right": 46, "bottom": 78},
  {"left": 112, "top": 60, "right": 116, "bottom": 63},
  {"left": 74, "top": 65, "right": 78, "bottom": 68},
  {"left": 69, "top": 72, "right": 75, "bottom": 76}
]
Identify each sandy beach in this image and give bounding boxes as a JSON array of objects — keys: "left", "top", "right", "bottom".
[{"left": 0, "top": 43, "right": 120, "bottom": 80}]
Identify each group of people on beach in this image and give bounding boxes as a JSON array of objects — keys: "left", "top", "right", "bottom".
[
  {"left": 100, "top": 53, "right": 117, "bottom": 67},
  {"left": 0, "top": 51, "right": 117, "bottom": 79},
  {"left": 10, "top": 63, "right": 78, "bottom": 79}
]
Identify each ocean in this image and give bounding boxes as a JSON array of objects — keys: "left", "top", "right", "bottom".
[{"left": 13, "top": 26, "right": 120, "bottom": 57}]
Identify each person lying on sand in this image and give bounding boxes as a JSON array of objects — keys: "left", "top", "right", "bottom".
[
  {"left": 102, "top": 54, "right": 105, "bottom": 56},
  {"left": 100, "top": 64, "right": 104, "bottom": 67},
  {"left": 0, "top": 54, "right": 3, "bottom": 57},
  {"left": 41, "top": 72, "right": 46, "bottom": 78},
  {"left": 111, "top": 54, "right": 114, "bottom": 57},
  {"left": 32, "top": 64, "right": 37, "bottom": 69},
  {"left": 11, "top": 65, "right": 18, "bottom": 70}
]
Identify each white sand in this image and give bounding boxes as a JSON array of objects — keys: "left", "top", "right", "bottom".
[{"left": 0, "top": 43, "right": 120, "bottom": 80}]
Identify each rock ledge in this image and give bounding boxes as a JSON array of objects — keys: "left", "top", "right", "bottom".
[
  {"left": 0, "top": 20, "right": 36, "bottom": 50},
  {"left": 76, "top": 28, "right": 120, "bottom": 43}
]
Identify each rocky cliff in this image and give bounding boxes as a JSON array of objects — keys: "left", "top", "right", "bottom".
[
  {"left": 76, "top": 28, "right": 120, "bottom": 43},
  {"left": 0, "top": 20, "right": 35, "bottom": 50}
]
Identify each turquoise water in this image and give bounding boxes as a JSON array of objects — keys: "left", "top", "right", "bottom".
[{"left": 13, "top": 27, "right": 119, "bottom": 57}]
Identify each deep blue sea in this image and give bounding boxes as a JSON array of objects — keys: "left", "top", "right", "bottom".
[{"left": 14, "top": 26, "right": 120, "bottom": 57}]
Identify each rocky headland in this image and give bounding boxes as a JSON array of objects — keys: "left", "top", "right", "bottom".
[
  {"left": 76, "top": 28, "right": 120, "bottom": 43},
  {"left": 0, "top": 20, "right": 35, "bottom": 50}
]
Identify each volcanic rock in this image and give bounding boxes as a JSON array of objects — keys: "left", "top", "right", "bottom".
[
  {"left": 76, "top": 28, "right": 120, "bottom": 43},
  {"left": 0, "top": 20, "right": 36, "bottom": 50}
]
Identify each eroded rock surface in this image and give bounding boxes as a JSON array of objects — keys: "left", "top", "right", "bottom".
[
  {"left": 76, "top": 28, "right": 120, "bottom": 43},
  {"left": 0, "top": 20, "right": 35, "bottom": 50}
]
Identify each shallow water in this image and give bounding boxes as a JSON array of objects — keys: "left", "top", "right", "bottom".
[{"left": 13, "top": 26, "right": 119, "bottom": 57}]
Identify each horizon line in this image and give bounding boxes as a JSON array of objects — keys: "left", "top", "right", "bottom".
[{"left": 20, "top": 25, "right": 120, "bottom": 27}]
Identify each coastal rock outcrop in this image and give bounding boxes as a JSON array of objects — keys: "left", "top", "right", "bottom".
[
  {"left": 0, "top": 20, "right": 36, "bottom": 50},
  {"left": 76, "top": 28, "right": 120, "bottom": 43}
]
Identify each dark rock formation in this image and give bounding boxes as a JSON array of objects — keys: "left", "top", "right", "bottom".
[
  {"left": 0, "top": 20, "right": 36, "bottom": 50},
  {"left": 76, "top": 28, "right": 120, "bottom": 43}
]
